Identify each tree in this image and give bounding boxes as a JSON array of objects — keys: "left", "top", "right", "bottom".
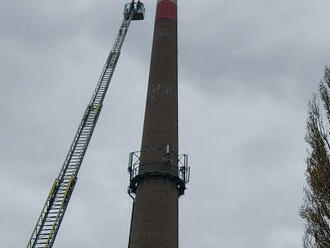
[{"left": 300, "top": 67, "right": 330, "bottom": 248}]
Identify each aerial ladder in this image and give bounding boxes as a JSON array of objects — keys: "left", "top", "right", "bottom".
[{"left": 26, "top": 2, "right": 145, "bottom": 247}]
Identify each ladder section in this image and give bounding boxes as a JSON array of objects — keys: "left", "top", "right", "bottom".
[{"left": 26, "top": 3, "right": 143, "bottom": 247}]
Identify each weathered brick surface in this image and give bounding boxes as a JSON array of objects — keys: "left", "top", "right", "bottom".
[
  {"left": 128, "top": 1, "right": 179, "bottom": 248},
  {"left": 129, "top": 179, "right": 178, "bottom": 248},
  {"left": 140, "top": 16, "right": 178, "bottom": 166}
]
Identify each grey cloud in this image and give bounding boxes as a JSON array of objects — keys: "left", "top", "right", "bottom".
[{"left": 1, "top": 0, "right": 327, "bottom": 247}]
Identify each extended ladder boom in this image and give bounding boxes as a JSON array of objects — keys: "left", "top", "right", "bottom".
[{"left": 26, "top": 3, "right": 144, "bottom": 248}]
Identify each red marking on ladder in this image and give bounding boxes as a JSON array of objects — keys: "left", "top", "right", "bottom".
[{"left": 156, "top": 0, "right": 177, "bottom": 21}]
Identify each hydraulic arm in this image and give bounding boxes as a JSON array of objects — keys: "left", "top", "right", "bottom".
[{"left": 26, "top": 2, "right": 144, "bottom": 248}]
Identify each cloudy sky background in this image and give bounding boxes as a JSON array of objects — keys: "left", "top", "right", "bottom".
[{"left": 1, "top": 0, "right": 330, "bottom": 247}]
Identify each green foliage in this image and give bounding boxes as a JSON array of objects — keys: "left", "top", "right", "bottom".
[{"left": 300, "top": 67, "right": 330, "bottom": 248}]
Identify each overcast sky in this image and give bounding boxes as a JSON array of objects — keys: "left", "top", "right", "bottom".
[{"left": 1, "top": 0, "right": 330, "bottom": 247}]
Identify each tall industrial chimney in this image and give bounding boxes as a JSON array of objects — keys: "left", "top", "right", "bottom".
[{"left": 127, "top": 0, "right": 189, "bottom": 248}]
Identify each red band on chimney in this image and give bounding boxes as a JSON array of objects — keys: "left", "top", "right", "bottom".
[{"left": 156, "top": 0, "right": 177, "bottom": 21}]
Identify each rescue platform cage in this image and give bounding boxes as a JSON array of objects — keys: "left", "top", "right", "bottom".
[
  {"left": 127, "top": 151, "right": 190, "bottom": 197},
  {"left": 124, "top": 1, "right": 145, "bottom": 20}
]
